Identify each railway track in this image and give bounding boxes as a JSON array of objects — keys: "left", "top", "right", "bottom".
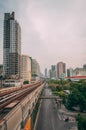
[
  {"left": 0, "top": 81, "right": 40, "bottom": 97},
  {"left": 0, "top": 81, "right": 43, "bottom": 116}
]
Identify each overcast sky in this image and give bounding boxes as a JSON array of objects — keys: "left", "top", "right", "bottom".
[{"left": 0, "top": 0, "right": 86, "bottom": 72}]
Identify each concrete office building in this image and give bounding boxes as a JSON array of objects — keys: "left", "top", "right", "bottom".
[
  {"left": 45, "top": 68, "right": 48, "bottom": 78},
  {"left": 83, "top": 64, "right": 86, "bottom": 69},
  {"left": 67, "top": 68, "right": 73, "bottom": 77},
  {"left": 21, "top": 55, "right": 31, "bottom": 82},
  {"left": 48, "top": 69, "right": 52, "bottom": 79},
  {"left": 73, "top": 68, "right": 86, "bottom": 76},
  {"left": 57, "top": 62, "right": 66, "bottom": 79},
  {"left": 3, "top": 12, "right": 21, "bottom": 79},
  {"left": 50, "top": 65, "right": 57, "bottom": 79},
  {"left": 32, "top": 59, "right": 40, "bottom": 80}
]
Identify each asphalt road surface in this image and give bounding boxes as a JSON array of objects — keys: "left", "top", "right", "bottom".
[{"left": 35, "top": 85, "right": 74, "bottom": 130}]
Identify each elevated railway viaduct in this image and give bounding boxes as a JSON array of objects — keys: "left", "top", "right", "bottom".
[{"left": 0, "top": 81, "right": 45, "bottom": 130}]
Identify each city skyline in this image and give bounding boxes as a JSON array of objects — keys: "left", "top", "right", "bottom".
[{"left": 0, "top": 0, "right": 86, "bottom": 72}]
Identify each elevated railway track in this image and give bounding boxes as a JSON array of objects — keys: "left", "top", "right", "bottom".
[
  {"left": 0, "top": 80, "right": 45, "bottom": 130},
  {"left": 0, "top": 81, "right": 44, "bottom": 119},
  {"left": 0, "top": 81, "right": 41, "bottom": 96}
]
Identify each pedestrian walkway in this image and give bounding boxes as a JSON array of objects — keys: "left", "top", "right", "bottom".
[
  {"left": 59, "top": 104, "right": 78, "bottom": 116},
  {"left": 58, "top": 113, "right": 75, "bottom": 122},
  {"left": 57, "top": 104, "right": 78, "bottom": 130}
]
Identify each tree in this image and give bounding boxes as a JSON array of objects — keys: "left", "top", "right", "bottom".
[
  {"left": 66, "top": 81, "right": 86, "bottom": 112},
  {"left": 66, "top": 88, "right": 80, "bottom": 110},
  {"left": 57, "top": 91, "right": 67, "bottom": 104},
  {"left": 77, "top": 114, "right": 86, "bottom": 130},
  {"left": 23, "top": 80, "right": 29, "bottom": 84},
  {"left": 56, "top": 85, "right": 62, "bottom": 91},
  {"left": 79, "top": 95, "right": 86, "bottom": 112}
]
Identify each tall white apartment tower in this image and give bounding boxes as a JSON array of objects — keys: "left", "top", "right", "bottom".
[
  {"left": 21, "top": 55, "right": 31, "bottom": 82},
  {"left": 3, "top": 12, "right": 21, "bottom": 79},
  {"left": 32, "top": 59, "right": 40, "bottom": 79}
]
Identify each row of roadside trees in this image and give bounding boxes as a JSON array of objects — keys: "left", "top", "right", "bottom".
[{"left": 48, "top": 79, "right": 86, "bottom": 130}]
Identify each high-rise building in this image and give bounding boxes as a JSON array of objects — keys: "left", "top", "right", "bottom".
[
  {"left": 32, "top": 59, "right": 40, "bottom": 80},
  {"left": 67, "top": 68, "right": 73, "bottom": 77},
  {"left": 21, "top": 55, "right": 31, "bottom": 82},
  {"left": 50, "top": 65, "right": 57, "bottom": 79},
  {"left": 83, "top": 64, "right": 86, "bottom": 69},
  {"left": 3, "top": 12, "right": 21, "bottom": 79},
  {"left": 57, "top": 62, "right": 66, "bottom": 79},
  {"left": 45, "top": 68, "right": 48, "bottom": 78},
  {"left": 48, "top": 69, "right": 52, "bottom": 79}
]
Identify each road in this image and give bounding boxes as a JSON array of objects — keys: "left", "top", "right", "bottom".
[{"left": 35, "top": 84, "right": 77, "bottom": 130}]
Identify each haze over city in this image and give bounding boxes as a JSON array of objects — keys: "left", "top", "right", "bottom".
[
  {"left": 0, "top": 0, "right": 86, "bottom": 72},
  {"left": 0, "top": 1, "right": 86, "bottom": 130}
]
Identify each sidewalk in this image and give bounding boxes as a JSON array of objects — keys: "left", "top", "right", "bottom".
[
  {"left": 59, "top": 104, "right": 78, "bottom": 116},
  {"left": 58, "top": 104, "right": 78, "bottom": 130}
]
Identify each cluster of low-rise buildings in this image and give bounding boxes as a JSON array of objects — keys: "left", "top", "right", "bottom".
[
  {"left": 0, "top": 12, "right": 40, "bottom": 87},
  {"left": 45, "top": 62, "right": 86, "bottom": 80},
  {"left": 67, "top": 64, "right": 86, "bottom": 77}
]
